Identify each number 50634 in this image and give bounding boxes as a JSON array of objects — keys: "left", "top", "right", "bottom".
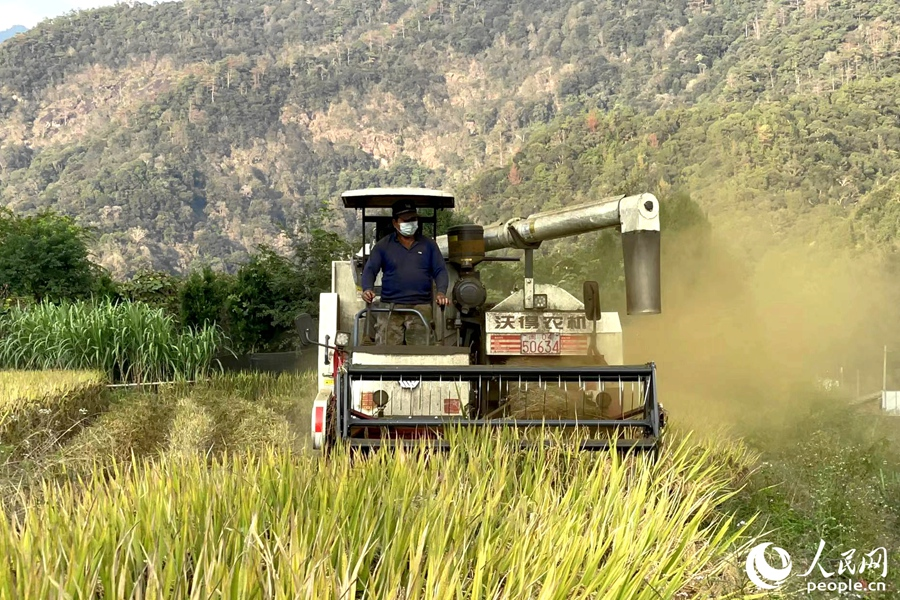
[{"left": 521, "top": 334, "right": 560, "bottom": 355}]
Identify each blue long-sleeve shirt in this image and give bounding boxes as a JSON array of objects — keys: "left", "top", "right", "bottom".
[{"left": 362, "top": 232, "right": 449, "bottom": 305}]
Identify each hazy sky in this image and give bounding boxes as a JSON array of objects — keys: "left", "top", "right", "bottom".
[{"left": 0, "top": 0, "right": 122, "bottom": 31}]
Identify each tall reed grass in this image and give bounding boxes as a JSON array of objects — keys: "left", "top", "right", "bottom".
[
  {"left": 0, "top": 430, "right": 756, "bottom": 599},
  {"left": 0, "top": 300, "right": 226, "bottom": 383}
]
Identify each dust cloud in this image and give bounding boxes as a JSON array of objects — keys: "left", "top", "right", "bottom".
[{"left": 621, "top": 223, "right": 900, "bottom": 435}]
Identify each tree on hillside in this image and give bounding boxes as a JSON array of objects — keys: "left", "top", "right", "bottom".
[
  {"left": 0, "top": 208, "right": 109, "bottom": 302},
  {"left": 1, "top": 0, "right": 898, "bottom": 276}
]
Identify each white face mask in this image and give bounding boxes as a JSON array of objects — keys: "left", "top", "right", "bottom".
[{"left": 399, "top": 221, "right": 417, "bottom": 236}]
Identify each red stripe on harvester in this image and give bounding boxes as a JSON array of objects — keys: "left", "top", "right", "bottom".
[
  {"left": 560, "top": 335, "right": 589, "bottom": 352},
  {"left": 314, "top": 406, "right": 324, "bottom": 433},
  {"left": 490, "top": 335, "right": 521, "bottom": 353}
]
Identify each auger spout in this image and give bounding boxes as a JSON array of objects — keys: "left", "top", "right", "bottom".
[{"left": 436, "top": 193, "right": 661, "bottom": 314}]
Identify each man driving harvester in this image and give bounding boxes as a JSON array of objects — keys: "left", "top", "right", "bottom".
[{"left": 361, "top": 199, "right": 450, "bottom": 345}]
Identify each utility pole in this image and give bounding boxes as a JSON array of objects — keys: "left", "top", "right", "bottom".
[{"left": 883, "top": 345, "right": 888, "bottom": 391}]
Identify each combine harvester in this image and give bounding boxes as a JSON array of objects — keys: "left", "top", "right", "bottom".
[{"left": 298, "top": 188, "right": 664, "bottom": 454}]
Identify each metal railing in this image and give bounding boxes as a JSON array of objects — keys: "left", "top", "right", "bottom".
[{"left": 352, "top": 306, "right": 432, "bottom": 346}]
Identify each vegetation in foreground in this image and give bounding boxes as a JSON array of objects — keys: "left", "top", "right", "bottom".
[
  {"left": 0, "top": 369, "right": 757, "bottom": 598},
  {"left": 723, "top": 398, "right": 900, "bottom": 599},
  {"left": 2, "top": 369, "right": 899, "bottom": 598},
  {"left": 0, "top": 429, "right": 754, "bottom": 599}
]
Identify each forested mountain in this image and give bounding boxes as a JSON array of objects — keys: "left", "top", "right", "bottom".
[
  {"left": 0, "top": 0, "right": 898, "bottom": 276},
  {"left": 0, "top": 27, "right": 27, "bottom": 44}
]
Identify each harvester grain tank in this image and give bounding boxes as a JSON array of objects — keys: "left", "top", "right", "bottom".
[{"left": 298, "top": 188, "right": 664, "bottom": 453}]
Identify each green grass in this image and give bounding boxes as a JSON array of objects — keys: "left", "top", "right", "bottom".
[
  {"left": 722, "top": 395, "right": 900, "bottom": 598},
  {"left": 0, "top": 300, "right": 226, "bottom": 383}
]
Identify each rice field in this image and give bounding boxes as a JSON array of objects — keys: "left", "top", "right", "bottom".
[
  {"left": 0, "top": 369, "right": 760, "bottom": 599},
  {"left": 0, "top": 370, "right": 107, "bottom": 454},
  {"left": 0, "top": 369, "right": 105, "bottom": 413},
  {"left": 0, "top": 433, "right": 755, "bottom": 599}
]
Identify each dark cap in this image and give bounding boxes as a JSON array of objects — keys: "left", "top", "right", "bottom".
[{"left": 392, "top": 199, "right": 418, "bottom": 219}]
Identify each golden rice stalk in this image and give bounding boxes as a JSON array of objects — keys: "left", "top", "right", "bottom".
[
  {"left": 165, "top": 396, "right": 215, "bottom": 457},
  {"left": 0, "top": 370, "right": 106, "bottom": 439},
  {"left": 0, "top": 428, "right": 757, "bottom": 599},
  {"left": 0, "top": 370, "right": 104, "bottom": 408}
]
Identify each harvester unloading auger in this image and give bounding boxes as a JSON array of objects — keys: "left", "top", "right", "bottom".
[{"left": 298, "top": 188, "right": 664, "bottom": 454}]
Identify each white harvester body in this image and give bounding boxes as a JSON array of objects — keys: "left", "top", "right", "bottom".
[{"left": 305, "top": 188, "right": 664, "bottom": 453}]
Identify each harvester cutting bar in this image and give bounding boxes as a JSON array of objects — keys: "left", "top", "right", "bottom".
[
  {"left": 335, "top": 364, "right": 662, "bottom": 450},
  {"left": 345, "top": 438, "right": 660, "bottom": 451}
]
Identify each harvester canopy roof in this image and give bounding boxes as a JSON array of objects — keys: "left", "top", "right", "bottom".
[{"left": 341, "top": 187, "right": 455, "bottom": 209}]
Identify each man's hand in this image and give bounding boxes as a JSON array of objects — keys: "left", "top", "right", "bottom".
[
  {"left": 362, "top": 289, "right": 375, "bottom": 303},
  {"left": 436, "top": 292, "right": 450, "bottom": 306}
]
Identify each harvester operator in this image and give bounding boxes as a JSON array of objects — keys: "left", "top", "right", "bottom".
[{"left": 361, "top": 199, "right": 450, "bottom": 345}]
